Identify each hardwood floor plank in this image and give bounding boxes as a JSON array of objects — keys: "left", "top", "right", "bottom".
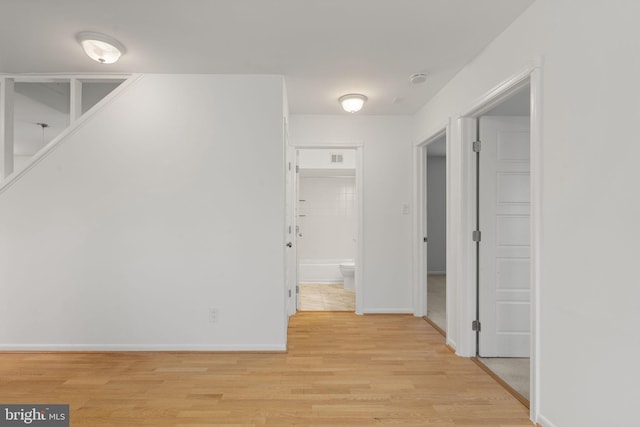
[{"left": 0, "top": 312, "right": 532, "bottom": 426}]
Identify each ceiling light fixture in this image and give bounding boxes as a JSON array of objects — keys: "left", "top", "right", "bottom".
[
  {"left": 76, "top": 31, "right": 126, "bottom": 64},
  {"left": 339, "top": 93, "right": 368, "bottom": 113}
]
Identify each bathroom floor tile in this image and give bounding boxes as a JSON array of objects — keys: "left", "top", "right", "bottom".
[{"left": 299, "top": 283, "right": 355, "bottom": 311}]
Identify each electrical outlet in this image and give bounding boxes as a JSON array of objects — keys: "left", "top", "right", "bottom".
[{"left": 208, "top": 308, "right": 218, "bottom": 324}]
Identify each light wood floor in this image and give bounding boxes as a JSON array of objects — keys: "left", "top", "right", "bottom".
[{"left": 0, "top": 313, "right": 532, "bottom": 426}]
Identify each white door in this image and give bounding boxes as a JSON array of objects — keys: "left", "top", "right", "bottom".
[
  {"left": 285, "top": 144, "right": 298, "bottom": 316},
  {"left": 478, "top": 116, "right": 530, "bottom": 357}
]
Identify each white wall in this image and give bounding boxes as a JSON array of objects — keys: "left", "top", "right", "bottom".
[
  {"left": 0, "top": 74, "right": 287, "bottom": 350},
  {"left": 298, "top": 148, "right": 356, "bottom": 170},
  {"left": 13, "top": 155, "right": 32, "bottom": 171},
  {"left": 427, "top": 155, "right": 446, "bottom": 273},
  {"left": 82, "top": 81, "right": 123, "bottom": 114},
  {"left": 290, "top": 115, "right": 413, "bottom": 313},
  {"left": 298, "top": 175, "right": 356, "bottom": 282},
  {"left": 298, "top": 176, "right": 356, "bottom": 261},
  {"left": 413, "top": 0, "right": 640, "bottom": 425}
]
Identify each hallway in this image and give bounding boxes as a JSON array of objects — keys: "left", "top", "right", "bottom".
[{"left": 0, "top": 313, "right": 530, "bottom": 426}]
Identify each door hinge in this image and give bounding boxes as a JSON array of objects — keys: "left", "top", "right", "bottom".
[
  {"left": 473, "top": 140, "right": 481, "bottom": 152},
  {"left": 296, "top": 285, "right": 299, "bottom": 294},
  {"left": 295, "top": 165, "right": 299, "bottom": 173},
  {"left": 472, "top": 230, "right": 481, "bottom": 242},
  {"left": 472, "top": 320, "right": 481, "bottom": 331},
  {"left": 288, "top": 162, "right": 291, "bottom": 171},
  {"left": 288, "top": 289, "right": 292, "bottom": 297},
  {"left": 288, "top": 225, "right": 292, "bottom": 234},
  {"left": 423, "top": 237, "right": 428, "bottom": 243}
]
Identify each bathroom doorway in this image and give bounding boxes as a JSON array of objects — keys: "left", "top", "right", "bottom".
[
  {"left": 295, "top": 148, "right": 359, "bottom": 312},
  {"left": 425, "top": 136, "right": 447, "bottom": 334}
]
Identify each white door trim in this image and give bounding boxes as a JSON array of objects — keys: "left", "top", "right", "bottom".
[
  {"left": 290, "top": 143, "right": 364, "bottom": 315},
  {"left": 413, "top": 129, "right": 442, "bottom": 317},
  {"left": 412, "top": 126, "right": 449, "bottom": 302},
  {"left": 413, "top": 124, "right": 455, "bottom": 348},
  {"left": 455, "top": 60, "right": 543, "bottom": 423},
  {"left": 453, "top": 117, "right": 478, "bottom": 358},
  {"left": 284, "top": 142, "right": 298, "bottom": 318}
]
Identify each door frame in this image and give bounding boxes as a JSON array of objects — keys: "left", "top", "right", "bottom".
[
  {"left": 285, "top": 138, "right": 298, "bottom": 318},
  {"left": 289, "top": 143, "right": 364, "bottom": 314},
  {"left": 456, "top": 62, "right": 543, "bottom": 421},
  {"left": 413, "top": 124, "right": 454, "bottom": 345}
]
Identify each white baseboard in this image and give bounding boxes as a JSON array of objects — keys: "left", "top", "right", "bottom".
[
  {"left": 362, "top": 308, "right": 413, "bottom": 314},
  {"left": 537, "top": 414, "right": 557, "bottom": 427},
  {"left": 0, "top": 343, "right": 287, "bottom": 352},
  {"left": 446, "top": 337, "right": 457, "bottom": 350},
  {"left": 299, "top": 281, "right": 342, "bottom": 285}
]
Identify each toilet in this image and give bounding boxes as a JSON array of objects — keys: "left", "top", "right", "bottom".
[{"left": 339, "top": 262, "right": 355, "bottom": 291}]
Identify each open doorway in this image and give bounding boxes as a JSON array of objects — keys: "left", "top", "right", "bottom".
[
  {"left": 473, "top": 84, "right": 531, "bottom": 405},
  {"left": 296, "top": 148, "right": 358, "bottom": 312},
  {"left": 425, "top": 136, "right": 447, "bottom": 334}
]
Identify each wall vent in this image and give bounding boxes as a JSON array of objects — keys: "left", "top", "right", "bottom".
[{"left": 331, "top": 153, "right": 344, "bottom": 163}]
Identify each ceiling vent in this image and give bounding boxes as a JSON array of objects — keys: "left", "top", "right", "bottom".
[
  {"left": 409, "top": 73, "right": 428, "bottom": 84},
  {"left": 331, "top": 153, "right": 344, "bottom": 163}
]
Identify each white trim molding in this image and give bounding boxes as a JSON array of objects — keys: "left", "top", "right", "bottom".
[
  {"left": 0, "top": 343, "right": 287, "bottom": 352},
  {"left": 0, "top": 74, "right": 141, "bottom": 195},
  {"left": 536, "top": 414, "right": 557, "bottom": 427},
  {"left": 529, "top": 63, "right": 544, "bottom": 425},
  {"left": 289, "top": 142, "right": 365, "bottom": 315},
  {"left": 362, "top": 308, "right": 413, "bottom": 314},
  {"left": 445, "top": 337, "right": 457, "bottom": 351},
  {"left": 412, "top": 122, "right": 449, "bottom": 320},
  {"left": 0, "top": 77, "right": 15, "bottom": 179},
  {"left": 453, "top": 116, "right": 477, "bottom": 359},
  {"left": 455, "top": 59, "right": 544, "bottom": 424},
  {"left": 0, "top": 74, "right": 131, "bottom": 82}
]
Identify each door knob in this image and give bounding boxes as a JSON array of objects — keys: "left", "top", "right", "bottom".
[{"left": 286, "top": 242, "right": 293, "bottom": 248}]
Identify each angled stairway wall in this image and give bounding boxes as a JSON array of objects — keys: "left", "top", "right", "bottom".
[{"left": 0, "top": 74, "right": 286, "bottom": 350}]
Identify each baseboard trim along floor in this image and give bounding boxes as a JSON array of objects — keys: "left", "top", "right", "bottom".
[
  {"left": 472, "top": 357, "right": 530, "bottom": 409},
  {"left": 423, "top": 315, "right": 446, "bottom": 337},
  {"left": 0, "top": 312, "right": 532, "bottom": 425}
]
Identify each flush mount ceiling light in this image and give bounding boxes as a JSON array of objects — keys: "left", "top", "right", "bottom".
[
  {"left": 339, "top": 93, "right": 368, "bottom": 113},
  {"left": 76, "top": 31, "right": 126, "bottom": 64}
]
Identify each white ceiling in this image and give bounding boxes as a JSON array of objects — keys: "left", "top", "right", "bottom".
[{"left": 0, "top": 0, "right": 535, "bottom": 115}]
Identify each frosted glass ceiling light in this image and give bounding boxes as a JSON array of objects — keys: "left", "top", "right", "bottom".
[
  {"left": 339, "top": 93, "right": 367, "bottom": 113},
  {"left": 76, "top": 31, "right": 126, "bottom": 64}
]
